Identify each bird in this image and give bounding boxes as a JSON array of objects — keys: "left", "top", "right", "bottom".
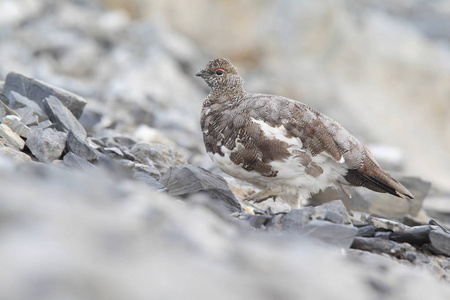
[{"left": 196, "top": 58, "right": 414, "bottom": 209}]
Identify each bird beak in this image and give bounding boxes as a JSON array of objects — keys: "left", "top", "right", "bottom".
[{"left": 195, "top": 69, "right": 207, "bottom": 77}]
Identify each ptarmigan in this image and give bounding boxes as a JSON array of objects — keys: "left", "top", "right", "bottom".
[{"left": 196, "top": 58, "right": 414, "bottom": 209}]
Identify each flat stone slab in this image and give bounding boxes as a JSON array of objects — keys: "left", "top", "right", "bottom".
[
  {"left": 0, "top": 124, "right": 25, "bottom": 150},
  {"left": 429, "top": 227, "right": 450, "bottom": 256},
  {"left": 66, "top": 130, "right": 101, "bottom": 161},
  {"left": 7, "top": 91, "right": 47, "bottom": 121},
  {"left": 2, "top": 115, "right": 31, "bottom": 138},
  {"left": 159, "top": 164, "right": 242, "bottom": 213},
  {"left": 2, "top": 72, "right": 87, "bottom": 119},
  {"left": 351, "top": 237, "right": 408, "bottom": 257},
  {"left": 43, "top": 96, "right": 87, "bottom": 139}
]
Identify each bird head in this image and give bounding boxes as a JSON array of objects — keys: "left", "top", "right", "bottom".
[{"left": 195, "top": 58, "right": 243, "bottom": 92}]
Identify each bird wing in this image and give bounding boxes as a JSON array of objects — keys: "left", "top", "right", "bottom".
[{"left": 246, "top": 94, "right": 414, "bottom": 199}]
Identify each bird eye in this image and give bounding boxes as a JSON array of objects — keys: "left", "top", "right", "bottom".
[{"left": 215, "top": 68, "right": 224, "bottom": 76}]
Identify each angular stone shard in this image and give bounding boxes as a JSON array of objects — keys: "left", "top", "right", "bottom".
[
  {"left": 367, "top": 216, "right": 407, "bottom": 232},
  {"left": 7, "top": 91, "right": 47, "bottom": 121},
  {"left": 429, "top": 227, "right": 450, "bottom": 256},
  {"left": 3, "top": 72, "right": 87, "bottom": 118},
  {"left": 43, "top": 96, "right": 87, "bottom": 138},
  {"left": 2, "top": 115, "right": 31, "bottom": 138},
  {"left": 0, "top": 124, "right": 25, "bottom": 150},
  {"left": 66, "top": 130, "right": 101, "bottom": 161},
  {"left": 159, "top": 164, "right": 242, "bottom": 213},
  {"left": 0, "top": 94, "right": 20, "bottom": 119},
  {"left": 26, "top": 128, "right": 67, "bottom": 162},
  {"left": 390, "top": 225, "right": 431, "bottom": 245}
]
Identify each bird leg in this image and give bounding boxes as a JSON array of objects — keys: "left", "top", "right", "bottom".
[{"left": 244, "top": 190, "right": 278, "bottom": 204}]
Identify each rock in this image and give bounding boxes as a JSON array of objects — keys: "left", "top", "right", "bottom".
[
  {"left": 30, "top": 119, "right": 54, "bottom": 130},
  {"left": 66, "top": 130, "right": 101, "bottom": 161},
  {"left": 15, "top": 107, "right": 40, "bottom": 126},
  {"left": 2, "top": 115, "right": 31, "bottom": 138},
  {"left": 43, "top": 96, "right": 87, "bottom": 138},
  {"left": 373, "top": 231, "right": 392, "bottom": 240},
  {"left": 279, "top": 207, "right": 315, "bottom": 230},
  {"left": 245, "top": 214, "right": 274, "bottom": 229},
  {"left": 63, "top": 152, "right": 96, "bottom": 172},
  {"left": 313, "top": 200, "right": 352, "bottom": 224},
  {"left": 367, "top": 216, "right": 407, "bottom": 232},
  {"left": 294, "top": 220, "right": 358, "bottom": 248},
  {"left": 0, "top": 94, "right": 20, "bottom": 119},
  {"left": 100, "top": 146, "right": 124, "bottom": 158},
  {"left": 0, "top": 124, "right": 25, "bottom": 150},
  {"left": 159, "top": 164, "right": 242, "bottom": 213},
  {"left": 357, "top": 225, "right": 376, "bottom": 237},
  {"left": 351, "top": 237, "right": 408, "bottom": 257},
  {"left": 0, "top": 145, "right": 32, "bottom": 162},
  {"left": 132, "top": 163, "right": 160, "bottom": 180},
  {"left": 26, "top": 128, "right": 67, "bottom": 162},
  {"left": 2, "top": 72, "right": 87, "bottom": 118},
  {"left": 390, "top": 225, "right": 431, "bottom": 246},
  {"left": 6, "top": 90, "right": 47, "bottom": 121},
  {"left": 130, "top": 142, "right": 186, "bottom": 177},
  {"left": 133, "top": 170, "right": 166, "bottom": 190},
  {"left": 429, "top": 227, "right": 450, "bottom": 257}
]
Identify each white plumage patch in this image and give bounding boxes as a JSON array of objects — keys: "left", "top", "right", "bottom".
[{"left": 251, "top": 118, "right": 302, "bottom": 147}]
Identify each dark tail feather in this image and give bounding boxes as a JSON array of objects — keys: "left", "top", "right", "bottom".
[{"left": 345, "top": 169, "right": 414, "bottom": 199}]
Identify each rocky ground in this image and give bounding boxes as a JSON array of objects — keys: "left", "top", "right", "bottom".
[{"left": 0, "top": 0, "right": 450, "bottom": 299}]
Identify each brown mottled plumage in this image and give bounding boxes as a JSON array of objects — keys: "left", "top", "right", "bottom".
[{"left": 196, "top": 58, "right": 414, "bottom": 209}]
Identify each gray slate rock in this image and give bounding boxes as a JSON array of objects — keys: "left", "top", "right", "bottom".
[
  {"left": 66, "top": 130, "right": 101, "bottom": 161},
  {"left": 3, "top": 72, "right": 87, "bottom": 118},
  {"left": 314, "top": 200, "right": 352, "bottom": 224},
  {"left": 132, "top": 163, "right": 160, "bottom": 180},
  {"left": 429, "top": 227, "right": 450, "bottom": 256},
  {"left": 26, "top": 128, "right": 67, "bottom": 162},
  {"left": 0, "top": 124, "right": 25, "bottom": 150},
  {"left": 0, "top": 94, "right": 20, "bottom": 119},
  {"left": 133, "top": 171, "right": 166, "bottom": 190},
  {"left": 43, "top": 96, "right": 87, "bottom": 138},
  {"left": 159, "top": 164, "right": 242, "bottom": 213},
  {"left": 357, "top": 225, "right": 376, "bottom": 237},
  {"left": 351, "top": 237, "right": 408, "bottom": 257},
  {"left": 245, "top": 214, "right": 274, "bottom": 229},
  {"left": 295, "top": 220, "right": 358, "bottom": 248},
  {"left": 280, "top": 207, "right": 315, "bottom": 230},
  {"left": 63, "top": 152, "right": 96, "bottom": 172},
  {"left": 390, "top": 225, "right": 431, "bottom": 245},
  {"left": 374, "top": 231, "right": 392, "bottom": 240},
  {"left": 14, "top": 107, "right": 40, "bottom": 126},
  {"left": 2, "top": 115, "right": 31, "bottom": 138},
  {"left": 6, "top": 91, "right": 47, "bottom": 121},
  {"left": 130, "top": 142, "right": 186, "bottom": 177}
]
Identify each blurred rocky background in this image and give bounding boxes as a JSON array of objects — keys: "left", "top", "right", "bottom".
[{"left": 0, "top": 0, "right": 450, "bottom": 299}]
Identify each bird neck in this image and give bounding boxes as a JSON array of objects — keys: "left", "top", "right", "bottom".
[{"left": 209, "top": 75, "right": 246, "bottom": 99}]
